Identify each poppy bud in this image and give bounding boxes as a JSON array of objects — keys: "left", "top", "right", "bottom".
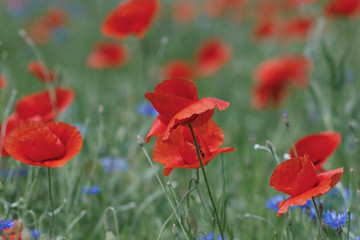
[
  {"left": 186, "top": 210, "right": 198, "bottom": 236},
  {"left": 319, "top": 203, "right": 324, "bottom": 216},
  {"left": 137, "top": 135, "right": 145, "bottom": 147},
  {"left": 105, "top": 231, "right": 116, "bottom": 240},
  {"left": 287, "top": 216, "right": 292, "bottom": 227}
]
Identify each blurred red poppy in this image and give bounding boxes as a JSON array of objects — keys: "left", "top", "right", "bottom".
[
  {"left": 27, "top": 61, "right": 57, "bottom": 83},
  {"left": 325, "top": 0, "right": 360, "bottom": 17},
  {"left": 270, "top": 155, "right": 343, "bottom": 217},
  {"left": 172, "top": 0, "right": 197, "bottom": 24},
  {"left": 285, "top": 0, "right": 317, "bottom": 8},
  {"left": 15, "top": 88, "right": 74, "bottom": 121},
  {"left": 26, "top": 7, "right": 68, "bottom": 45},
  {"left": 0, "top": 75, "right": 6, "bottom": 89},
  {"left": 281, "top": 16, "right": 314, "bottom": 40},
  {"left": 42, "top": 8, "right": 68, "bottom": 28},
  {"left": 252, "top": 55, "right": 311, "bottom": 109},
  {"left": 4, "top": 121, "right": 83, "bottom": 168},
  {"left": 86, "top": 41, "right": 129, "bottom": 69},
  {"left": 204, "top": 0, "right": 245, "bottom": 18},
  {"left": 289, "top": 131, "right": 341, "bottom": 172},
  {"left": 145, "top": 79, "right": 230, "bottom": 142},
  {"left": 161, "top": 60, "right": 195, "bottom": 81},
  {"left": 101, "top": 0, "right": 160, "bottom": 39},
  {"left": 153, "top": 119, "right": 236, "bottom": 176},
  {"left": 1, "top": 115, "right": 24, "bottom": 157},
  {"left": 195, "top": 38, "right": 232, "bottom": 77},
  {"left": 253, "top": 20, "right": 278, "bottom": 41}
]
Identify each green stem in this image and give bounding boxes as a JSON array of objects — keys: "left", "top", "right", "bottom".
[
  {"left": 47, "top": 168, "right": 55, "bottom": 238},
  {"left": 188, "top": 123, "right": 224, "bottom": 239},
  {"left": 312, "top": 198, "right": 326, "bottom": 240}
]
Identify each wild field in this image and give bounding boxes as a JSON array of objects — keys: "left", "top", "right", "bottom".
[{"left": 0, "top": 0, "right": 360, "bottom": 239}]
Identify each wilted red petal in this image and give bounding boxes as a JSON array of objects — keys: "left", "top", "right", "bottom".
[
  {"left": 161, "top": 60, "right": 195, "bottom": 81},
  {"left": 195, "top": 38, "right": 232, "bottom": 77},
  {"left": 162, "top": 97, "right": 230, "bottom": 140},
  {"left": 15, "top": 88, "right": 74, "bottom": 121},
  {"left": 86, "top": 41, "right": 129, "bottom": 69},
  {"left": 270, "top": 155, "right": 318, "bottom": 196},
  {"left": 27, "top": 61, "right": 57, "bottom": 83},
  {"left": 4, "top": 121, "right": 83, "bottom": 167},
  {"left": 277, "top": 167, "right": 344, "bottom": 217},
  {"left": 101, "top": 0, "right": 160, "bottom": 39},
  {"left": 325, "top": 0, "right": 360, "bottom": 17},
  {"left": 0, "top": 75, "right": 6, "bottom": 89},
  {"left": 289, "top": 131, "right": 342, "bottom": 171}
]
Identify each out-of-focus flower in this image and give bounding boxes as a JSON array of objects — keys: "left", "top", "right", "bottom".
[
  {"left": 289, "top": 131, "right": 341, "bottom": 172},
  {"left": 195, "top": 38, "right": 232, "bottom": 78},
  {"left": 27, "top": 61, "right": 57, "bottom": 83},
  {"left": 266, "top": 194, "right": 285, "bottom": 212},
  {"left": 144, "top": 79, "right": 230, "bottom": 142},
  {"left": 204, "top": 0, "right": 245, "bottom": 18},
  {"left": 323, "top": 209, "right": 352, "bottom": 229},
  {"left": 0, "top": 169, "right": 28, "bottom": 178},
  {"left": 325, "top": 0, "right": 360, "bottom": 18},
  {"left": 5, "top": 0, "right": 27, "bottom": 16},
  {"left": 172, "top": 0, "right": 197, "bottom": 24},
  {"left": 0, "top": 75, "right": 6, "bottom": 89},
  {"left": 137, "top": 101, "right": 158, "bottom": 117},
  {"left": 81, "top": 186, "right": 100, "bottom": 195},
  {"left": 161, "top": 60, "right": 195, "bottom": 81},
  {"left": 0, "top": 219, "right": 15, "bottom": 231},
  {"left": 14, "top": 87, "right": 74, "bottom": 121},
  {"left": 30, "top": 228, "right": 41, "bottom": 239},
  {"left": 153, "top": 119, "right": 235, "bottom": 176},
  {"left": 285, "top": 0, "right": 317, "bottom": 8},
  {"left": 269, "top": 155, "right": 343, "bottom": 217},
  {"left": 4, "top": 121, "right": 83, "bottom": 168},
  {"left": 297, "top": 199, "right": 317, "bottom": 219},
  {"left": 86, "top": 41, "right": 129, "bottom": 69},
  {"left": 281, "top": 16, "right": 314, "bottom": 40},
  {"left": 252, "top": 55, "right": 311, "bottom": 109},
  {"left": 196, "top": 232, "right": 226, "bottom": 240},
  {"left": 101, "top": 0, "right": 160, "bottom": 40},
  {"left": 100, "top": 157, "right": 129, "bottom": 172}
]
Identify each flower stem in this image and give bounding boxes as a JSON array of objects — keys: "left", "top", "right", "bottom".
[
  {"left": 188, "top": 123, "right": 224, "bottom": 239},
  {"left": 312, "top": 197, "right": 326, "bottom": 240},
  {"left": 47, "top": 167, "right": 55, "bottom": 238}
]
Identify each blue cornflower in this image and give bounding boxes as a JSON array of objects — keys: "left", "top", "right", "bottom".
[
  {"left": 81, "top": 186, "right": 100, "bottom": 195},
  {"left": 137, "top": 101, "right": 158, "bottom": 117},
  {"left": 197, "top": 232, "right": 226, "bottom": 240},
  {"left": 100, "top": 157, "right": 129, "bottom": 172},
  {"left": 354, "top": 237, "right": 360, "bottom": 240},
  {"left": 0, "top": 169, "right": 28, "bottom": 178},
  {"left": 323, "top": 209, "right": 352, "bottom": 229},
  {"left": 297, "top": 199, "right": 317, "bottom": 219},
  {"left": 266, "top": 195, "right": 284, "bottom": 212},
  {"left": 0, "top": 219, "right": 15, "bottom": 231},
  {"left": 30, "top": 228, "right": 41, "bottom": 239}
]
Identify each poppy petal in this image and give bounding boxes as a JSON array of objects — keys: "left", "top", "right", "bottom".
[
  {"left": 145, "top": 116, "right": 167, "bottom": 142},
  {"left": 27, "top": 61, "right": 57, "bottom": 83},
  {"left": 277, "top": 167, "right": 344, "bottom": 217},
  {"left": 101, "top": 0, "right": 159, "bottom": 39},
  {"left": 162, "top": 97, "right": 230, "bottom": 140},
  {"left": 289, "top": 131, "right": 341, "bottom": 170},
  {"left": 15, "top": 88, "right": 74, "bottom": 121},
  {"left": 4, "top": 121, "right": 83, "bottom": 167}
]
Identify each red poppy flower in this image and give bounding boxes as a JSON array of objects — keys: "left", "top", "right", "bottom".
[
  {"left": 204, "top": 0, "right": 245, "bottom": 18},
  {"left": 27, "top": 22, "right": 52, "bottom": 45},
  {"left": 172, "top": 0, "right": 197, "bottom": 24},
  {"left": 0, "top": 75, "right": 6, "bottom": 89},
  {"left": 1, "top": 115, "right": 24, "bottom": 157},
  {"left": 42, "top": 8, "right": 68, "bottom": 28},
  {"left": 153, "top": 119, "right": 236, "bottom": 176},
  {"left": 195, "top": 38, "right": 232, "bottom": 77},
  {"left": 270, "top": 155, "right": 343, "bottom": 217},
  {"left": 325, "top": 0, "right": 360, "bottom": 17},
  {"left": 252, "top": 55, "right": 311, "bottom": 109},
  {"left": 101, "top": 0, "right": 160, "bottom": 40},
  {"left": 86, "top": 41, "right": 129, "bottom": 69},
  {"left": 15, "top": 88, "right": 74, "bottom": 121},
  {"left": 253, "top": 20, "right": 278, "bottom": 41},
  {"left": 161, "top": 60, "right": 195, "bottom": 81},
  {"left": 289, "top": 131, "right": 341, "bottom": 172},
  {"left": 27, "top": 61, "right": 57, "bottom": 83},
  {"left": 285, "top": 0, "right": 317, "bottom": 8},
  {"left": 4, "top": 121, "right": 83, "bottom": 167},
  {"left": 281, "top": 16, "right": 314, "bottom": 40},
  {"left": 144, "top": 79, "right": 230, "bottom": 142}
]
